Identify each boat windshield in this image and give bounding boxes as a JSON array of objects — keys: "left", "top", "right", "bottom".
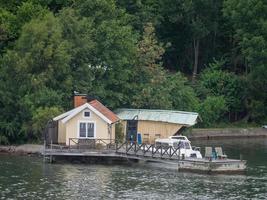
[
  {"left": 184, "top": 142, "right": 191, "bottom": 149},
  {"left": 179, "top": 141, "right": 191, "bottom": 149}
]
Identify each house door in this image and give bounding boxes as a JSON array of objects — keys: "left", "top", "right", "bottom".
[
  {"left": 45, "top": 120, "right": 58, "bottom": 144},
  {"left": 126, "top": 120, "right": 138, "bottom": 142}
]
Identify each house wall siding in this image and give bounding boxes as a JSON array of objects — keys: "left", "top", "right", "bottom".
[
  {"left": 121, "top": 120, "right": 183, "bottom": 144},
  {"left": 64, "top": 108, "right": 114, "bottom": 145},
  {"left": 137, "top": 121, "right": 182, "bottom": 143}
]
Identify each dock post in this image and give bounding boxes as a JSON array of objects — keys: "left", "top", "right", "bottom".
[
  {"left": 240, "top": 154, "right": 243, "bottom": 161},
  {"left": 115, "top": 141, "right": 117, "bottom": 152},
  {"left": 43, "top": 139, "right": 46, "bottom": 162},
  {"left": 178, "top": 147, "right": 180, "bottom": 161},
  {"left": 126, "top": 142, "right": 128, "bottom": 154},
  {"left": 50, "top": 140, "right": 53, "bottom": 163},
  {"left": 49, "top": 155, "right": 53, "bottom": 163}
]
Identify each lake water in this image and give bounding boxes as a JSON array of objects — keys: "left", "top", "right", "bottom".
[{"left": 0, "top": 138, "right": 266, "bottom": 200}]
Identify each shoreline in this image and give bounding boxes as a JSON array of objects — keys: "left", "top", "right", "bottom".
[{"left": 1, "top": 128, "right": 267, "bottom": 155}]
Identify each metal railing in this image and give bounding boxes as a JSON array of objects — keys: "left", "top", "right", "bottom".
[
  {"left": 68, "top": 138, "right": 117, "bottom": 150},
  {"left": 115, "top": 141, "right": 182, "bottom": 160},
  {"left": 44, "top": 138, "right": 117, "bottom": 153},
  {"left": 45, "top": 139, "right": 184, "bottom": 160}
]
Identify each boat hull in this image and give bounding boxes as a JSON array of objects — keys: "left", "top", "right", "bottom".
[{"left": 178, "top": 158, "right": 246, "bottom": 174}]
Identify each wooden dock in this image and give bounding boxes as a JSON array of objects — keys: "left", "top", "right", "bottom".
[{"left": 43, "top": 138, "right": 246, "bottom": 174}]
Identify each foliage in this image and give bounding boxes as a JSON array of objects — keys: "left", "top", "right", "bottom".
[
  {"left": 131, "top": 22, "right": 171, "bottom": 109},
  {"left": 31, "top": 106, "right": 63, "bottom": 140},
  {"left": 168, "top": 73, "right": 199, "bottom": 111},
  {"left": 223, "top": 0, "right": 267, "bottom": 122},
  {"left": 0, "top": 0, "right": 266, "bottom": 143},
  {"left": 115, "top": 122, "right": 125, "bottom": 142},
  {"left": 0, "top": 135, "right": 9, "bottom": 145},
  {"left": 0, "top": 12, "right": 72, "bottom": 143},
  {"left": 198, "top": 59, "right": 246, "bottom": 116},
  {"left": 197, "top": 96, "right": 228, "bottom": 127}
]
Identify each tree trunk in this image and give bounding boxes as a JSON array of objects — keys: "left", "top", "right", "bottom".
[{"left": 192, "top": 39, "right": 199, "bottom": 83}]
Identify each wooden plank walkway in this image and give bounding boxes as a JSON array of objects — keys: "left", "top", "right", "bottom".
[
  {"left": 43, "top": 139, "right": 246, "bottom": 174},
  {"left": 43, "top": 139, "right": 183, "bottom": 162},
  {"left": 44, "top": 139, "right": 239, "bottom": 162}
]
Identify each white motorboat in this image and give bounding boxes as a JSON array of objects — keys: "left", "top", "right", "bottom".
[{"left": 155, "top": 135, "right": 202, "bottom": 159}]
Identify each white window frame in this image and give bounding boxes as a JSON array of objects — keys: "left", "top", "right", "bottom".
[
  {"left": 77, "top": 120, "right": 96, "bottom": 139},
  {"left": 83, "top": 110, "right": 91, "bottom": 119}
]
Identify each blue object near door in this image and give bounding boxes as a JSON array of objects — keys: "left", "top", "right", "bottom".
[{"left": 137, "top": 133, "right": 142, "bottom": 144}]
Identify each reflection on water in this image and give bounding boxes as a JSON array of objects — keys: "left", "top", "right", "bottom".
[{"left": 0, "top": 138, "right": 266, "bottom": 200}]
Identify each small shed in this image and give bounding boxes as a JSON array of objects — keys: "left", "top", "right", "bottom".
[
  {"left": 116, "top": 109, "right": 199, "bottom": 143},
  {"left": 52, "top": 99, "right": 119, "bottom": 145}
]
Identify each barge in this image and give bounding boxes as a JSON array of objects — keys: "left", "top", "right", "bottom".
[
  {"left": 177, "top": 158, "right": 246, "bottom": 174},
  {"left": 152, "top": 136, "right": 246, "bottom": 173}
]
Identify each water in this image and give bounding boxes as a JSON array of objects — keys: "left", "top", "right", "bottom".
[{"left": 0, "top": 138, "right": 266, "bottom": 200}]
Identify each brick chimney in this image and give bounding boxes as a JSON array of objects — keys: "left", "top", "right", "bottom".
[{"left": 73, "top": 93, "right": 88, "bottom": 108}]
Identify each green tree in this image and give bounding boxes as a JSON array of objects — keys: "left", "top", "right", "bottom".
[
  {"left": 0, "top": 1, "right": 48, "bottom": 53},
  {"left": 0, "top": 8, "right": 17, "bottom": 51},
  {"left": 198, "top": 59, "right": 247, "bottom": 121},
  {"left": 117, "top": 0, "right": 163, "bottom": 31},
  {"left": 0, "top": 12, "right": 72, "bottom": 142},
  {"left": 131, "top": 23, "right": 172, "bottom": 109},
  {"left": 58, "top": 8, "right": 95, "bottom": 93},
  {"left": 224, "top": 0, "right": 267, "bottom": 122},
  {"left": 160, "top": 0, "right": 223, "bottom": 80},
  {"left": 71, "top": 0, "right": 138, "bottom": 108}
]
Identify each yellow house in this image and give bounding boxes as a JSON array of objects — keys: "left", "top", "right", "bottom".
[
  {"left": 52, "top": 98, "right": 119, "bottom": 145},
  {"left": 116, "top": 109, "right": 199, "bottom": 144}
]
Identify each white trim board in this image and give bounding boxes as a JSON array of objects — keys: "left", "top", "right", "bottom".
[{"left": 53, "top": 103, "right": 112, "bottom": 124}]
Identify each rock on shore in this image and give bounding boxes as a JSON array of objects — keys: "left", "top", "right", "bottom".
[{"left": 0, "top": 144, "right": 43, "bottom": 155}]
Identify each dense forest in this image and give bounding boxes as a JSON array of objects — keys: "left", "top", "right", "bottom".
[{"left": 0, "top": 0, "right": 267, "bottom": 144}]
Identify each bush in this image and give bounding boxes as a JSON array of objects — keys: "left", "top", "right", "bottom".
[
  {"left": 115, "top": 122, "right": 124, "bottom": 142},
  {"left": 0, "top": 135, "right": 9, "bottom": 145},
  {"left": 198, "top": 96, "right": 228, "bottom": 127},
  {"left": 30, "top": 106, "right": 63, "bottom": 141}
]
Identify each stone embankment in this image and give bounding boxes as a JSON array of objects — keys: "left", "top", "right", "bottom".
[
  {"left": 188, "top": 128, "right": 267, "bottom": 139},
  {"left": 0, "top": 144, "right": 43, "bottom": 155}
]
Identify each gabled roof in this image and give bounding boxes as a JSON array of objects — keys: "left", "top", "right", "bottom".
[
  {"left": 53, "top": 101, "right": 119, "bottom": 124},
  {"left": 89, "top": 100, "right": 119, "bottom": 123},
  {"left": 115, "top": 108, "right": 199, "bottom": 126}
]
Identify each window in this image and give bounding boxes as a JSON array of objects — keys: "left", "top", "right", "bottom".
[
  {"left": 87, "top": 123, "right": 94, "bottom": 137},
  {"left": 155, "top": 134, "right": 161, "bottom": 139},
  {"left": 79, "top": 123, "right": 87, "bottom": 137},
  {"left": 84, "top": 111, "right": 90, "bottom": 117},
  {"left": 79, "top": 122, "right": 95, "bottom": 138}
]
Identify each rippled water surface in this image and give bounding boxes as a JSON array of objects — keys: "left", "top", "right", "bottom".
[{"left": 0, "top": 138, "right": 266, "bottom": 199}]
